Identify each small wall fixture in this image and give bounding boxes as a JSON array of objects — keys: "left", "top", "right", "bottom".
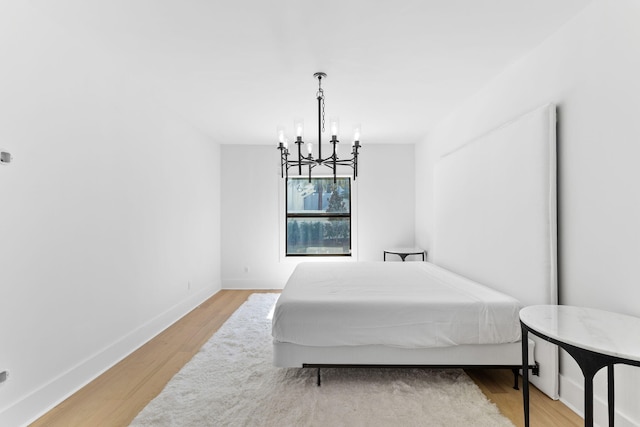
[{"left": 0, "top": 151, "right": 12, "bottom": 165}]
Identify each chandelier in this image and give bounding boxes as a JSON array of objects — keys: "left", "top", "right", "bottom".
[{"left": 277, "top": 72, "right": 361, "bottom": 182}]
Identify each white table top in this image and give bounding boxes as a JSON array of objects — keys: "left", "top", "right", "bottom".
[
  {"left": 520, "top": 305, "right": 640, "bottom": 362},
  {"left": 383, "top": 248, "right": 425, "bottom": 254}
]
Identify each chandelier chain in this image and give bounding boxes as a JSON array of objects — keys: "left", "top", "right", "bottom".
[
  {"left": 317, "top": 76, "right": 325, "bottom": 133},
  {"left": 321, "top": 95, "right": 325, "bottom": 133}
]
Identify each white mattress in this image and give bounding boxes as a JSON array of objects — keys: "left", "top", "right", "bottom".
[{"left": 272, "top": 262, "right": 523, "bottom": 349}]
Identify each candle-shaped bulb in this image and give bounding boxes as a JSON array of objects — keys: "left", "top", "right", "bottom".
[
  {"left": 294, "top": 118, "right": 304, "bottom": 139},
  {"left": 330, "top": 117, "right": 339, "bottom": 138},
  {"left": 307, "top": 142, "right": 313, "bottom": 156},
  {"left": 277, "top": 125, "right": 285, "bottom": 143},
  {"left": 353, "top": 124, "right": 361, "bottom": 143}
]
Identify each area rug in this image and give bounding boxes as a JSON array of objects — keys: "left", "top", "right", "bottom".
[{"left": 130, "top": 293, "right": 514, "bottom": 427}]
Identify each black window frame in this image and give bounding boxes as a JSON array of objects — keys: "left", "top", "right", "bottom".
[{"left": 285, "top": 176, "right": 352, "bottom": 257}]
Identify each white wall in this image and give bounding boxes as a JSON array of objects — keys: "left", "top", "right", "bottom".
[
  {"left": 221, "top": 144, "right": 415, "bottom": 289},
  {"left": 0, "top": 3, "right": 221, "bottom": 426},
  {"left": 416, "top": 1, "right": 640, "bottom": 425}
]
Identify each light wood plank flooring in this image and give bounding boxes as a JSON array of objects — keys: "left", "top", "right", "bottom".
[{"left": 31, "top": 290, "right": 582, "bottom": 427}]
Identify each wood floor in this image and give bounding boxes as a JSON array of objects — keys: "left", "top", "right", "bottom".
[{"left": 31, "top": 290, "right": 582, "bottom": 427}]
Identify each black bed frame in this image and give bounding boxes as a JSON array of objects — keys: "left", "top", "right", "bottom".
[{"left": 303, "top": 363, "right": 540, "bottom": 388}]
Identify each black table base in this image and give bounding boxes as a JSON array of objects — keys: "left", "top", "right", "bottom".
[{"left": 521, "top": 321, "right": 640, "bottom": 427}]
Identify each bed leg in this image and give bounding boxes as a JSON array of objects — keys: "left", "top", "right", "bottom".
[
  {"left": 512, "top": 368, "right": 519, "bottom": 390},
  {"left": 317, "top": 368, "right": 321, "bottom": 387}
]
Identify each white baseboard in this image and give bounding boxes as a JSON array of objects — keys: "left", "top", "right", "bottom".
[
  {"left": 559, "top": 373, "right": 638, "bottom": 427},
  {"left": 0, "top": 285, "right": 220, "bottom": 427},
  {"left": 222, "top": 279, "right": 285, "bottom": 290}
]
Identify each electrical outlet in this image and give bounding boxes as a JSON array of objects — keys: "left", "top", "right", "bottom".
[
  {"left": 0, "top": 151, "right": 12, "bottom": 164},
  {"left": 0, "top": 371, "right": 8, "bottom": 384},
  {"left": 244, "top": 267, "right": 250, "bottom": 273},
  {"left": 187, "top": 281, "right": 191, "bottom": 290}
]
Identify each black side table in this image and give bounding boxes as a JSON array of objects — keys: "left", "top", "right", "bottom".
[{"left": 383, "top": 248, "right": 426, "bottom": 261}]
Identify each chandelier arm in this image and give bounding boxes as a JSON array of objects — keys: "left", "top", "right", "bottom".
[
  {"left": 353, "top": 143, "right": 360, "bottom": 180},
  {"left": 280, "top": 157, "right": 289, "bottom": 178},
  {"left": 332, "top": 159, "right": 354, "bottom": 166},
  {"left": 332, "top": 140, "right": 337, "bottom": 183},
  {"left": 297, "top": 140, "right": 303, "bottom": 176},
  {"left": 318, "top": 158, "right": 337, "bottom": 183},
  {"left": 284, "top": 152, "right": 289, "bottom": 179},
  {"left": 279, "top": 147, "right": 289, "bottom": 178},
  {"left": 355, "top": 153, "right": 358, "bottom": 180},
  {"left": 287, "top": 157, "right": 314, "bottom": 167},
  {"left": 307, "top": 158, "right": 320, "bottom": 182}
]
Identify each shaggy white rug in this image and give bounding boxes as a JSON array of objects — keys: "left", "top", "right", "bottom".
[{"left": 130, "top": 293, "right": 514, "bottom": 427}]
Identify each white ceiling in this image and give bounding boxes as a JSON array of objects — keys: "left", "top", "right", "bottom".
[{"left": 32, "top": 0, "right": 590, "bottom": 146}]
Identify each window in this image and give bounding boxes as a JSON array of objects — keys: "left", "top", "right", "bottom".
[{"left": 286, "top": 177, "right": 351, "bottom": 256}]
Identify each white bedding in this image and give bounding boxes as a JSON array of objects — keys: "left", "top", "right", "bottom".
[{"left": 272, "top": 262, "right": 523, "bottom": 349}]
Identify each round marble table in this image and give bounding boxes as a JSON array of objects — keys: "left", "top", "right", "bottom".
[{"left": 520, "top": 305, "right": 640, "bottom": 427}]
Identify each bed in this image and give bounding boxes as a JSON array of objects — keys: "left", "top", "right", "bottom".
[
  {"left": 272, "top": 103, "right": 558, "bottom": 399},
  {"left": 273, "top": 261, "right": 531, "bottom": 369}
]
